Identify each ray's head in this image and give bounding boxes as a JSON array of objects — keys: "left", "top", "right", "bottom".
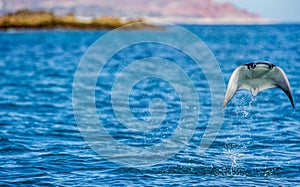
[
  {"left": 246, "top": 61, "right": 275, "bottom": 70},
  {"left": 245, "top": 61, "right": 276, "bottom": 78}
]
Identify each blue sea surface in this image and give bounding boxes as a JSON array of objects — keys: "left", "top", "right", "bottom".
[{"left": 1, "top": 24, "right": 300, "bottom": 186}]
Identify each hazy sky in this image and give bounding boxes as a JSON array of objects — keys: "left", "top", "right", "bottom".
[{"left": 215, "top": 0, "right": 300, "bottom": 22}]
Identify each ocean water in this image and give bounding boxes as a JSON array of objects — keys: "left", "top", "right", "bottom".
[{"left": 0, "top": 24, "right": 299, "bottom": 186}]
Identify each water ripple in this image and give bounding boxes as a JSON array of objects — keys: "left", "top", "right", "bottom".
[{"left": 0, "top": 26, "right": 299, "bottom": 186}]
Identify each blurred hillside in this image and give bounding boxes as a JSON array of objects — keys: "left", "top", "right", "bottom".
[{"left": 0, "top": 0, "right": 263, "bottom": 23}]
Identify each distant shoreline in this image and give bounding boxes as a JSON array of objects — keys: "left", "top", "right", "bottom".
[
  {"left": 0, "top": 9, "right": 160, "bottom": 30},
  {"left": 143, "top": 16, "right": 276, "bottom": 25},
  {"left": 1, "top": 9, "right": 298, "bottom": 32}
]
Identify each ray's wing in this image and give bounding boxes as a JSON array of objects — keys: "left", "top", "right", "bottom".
[
  {"left": 262, "top": 66, "right": 295, "bottom": 109},
  {"left": 223, "top": 65, "right": 248, "bottom": 108}
]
